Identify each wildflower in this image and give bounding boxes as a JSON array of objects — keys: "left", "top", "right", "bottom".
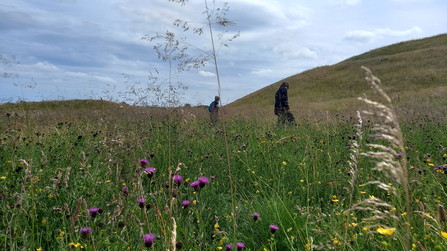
[
  {"left": 140, "top": 159, "right": 149, "bottom": 167},
  {"left": 441, "top": 232, "right": 447, "bottom": 239},
  {"left": 37, "top": 248, "right": 42, "bottom": 251},
  {"left": 80, "top": 227, "right": 92, "bottom": 239},
  {"left": 282, "top": 161, "right": 287, "bottom": 165},
  {"left": 137, "top": 198, "right": 146, "bottom": 208},
  {"left": 236, "top": 242, "right": 245, "bottom": 250},
  {"left": 347, "top": 171, "right": 351, "bottom": 176},
  {"left": 173, "top": 174, "right": 183, "bottom": 187},
  {"left": 270, "top": 224, "right": 279, "bottom": 234},
  {"left": 377, "top": 227, "right": 396, "bottom": 236},
  {"left": 145, "top": 167, "right": 156, "bottom": 178},
  {"left": 253, "top": 212, "right": 260, "bottom": 222},
  {"left": 89, "top": 208, "right": 100, "bottom": 218},
  {"left": 118, "top": 221, "right": 125, "bottom": 228},
  {"left": 190, "top": 181, "right": 199, "bottom": 190},
  {"left": 226, "top": 244, "right": 233, "bottom": 250},
  {"left": 150, "top": 152, "right": 155, "bottom": 158},
  {"left": 182, "top": 200, "right": 190, "bottom": 209},
  {"left": 0, "top": 176, "right": 6, "bottom": 180},
  {"left": 198, "top": 176, "right": 209, "bottom": 188},
  {"left": 122, "top": 186, "right": 129, "bottom": 197},
  {"left": 143, "top": 233, "right": 156, "bottom": 248},
  {"left": 396, "top": 153, "right": 402, "bottom": 158}
]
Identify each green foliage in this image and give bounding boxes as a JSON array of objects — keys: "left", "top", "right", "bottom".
[{"left": 1, "top": 101, "right": 447, "bottom": 250}]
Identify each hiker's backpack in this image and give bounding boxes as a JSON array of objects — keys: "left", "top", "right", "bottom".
[{"left": 208, "top": 101, "right": 215, "bottom": 112}]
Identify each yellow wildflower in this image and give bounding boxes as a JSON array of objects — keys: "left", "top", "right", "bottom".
[
  {"left": 377, "top": 227, "right": 396, "bottom": 236},
  {"left": 441, "top": 232, "right": 447, "bottom": 239}
]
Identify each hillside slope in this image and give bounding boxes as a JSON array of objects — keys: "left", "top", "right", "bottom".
[{"left": 228, "top": 34, "right": 447, "bottom": 118}]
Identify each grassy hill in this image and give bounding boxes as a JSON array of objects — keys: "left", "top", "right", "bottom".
[{"left": 227, "top": 34, "right": 447, "bottom": 119}]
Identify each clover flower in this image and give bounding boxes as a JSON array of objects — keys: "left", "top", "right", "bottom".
[{"left": 143, "top": 233, "right": 156, "bottom": 248}]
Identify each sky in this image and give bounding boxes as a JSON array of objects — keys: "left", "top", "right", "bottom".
[{"left": 1, "top": 0, "right": 446, "bottom": 106}]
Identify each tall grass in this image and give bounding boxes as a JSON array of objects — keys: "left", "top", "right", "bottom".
[{"left": 2, "top": 67, "right": 447, "bottom": 250}]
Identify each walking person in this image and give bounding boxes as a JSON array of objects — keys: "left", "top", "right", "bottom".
[
  {"left": 274, "top": 82, "right": 296, "bottom": 125},
  {"left": 209, "top": 95, "right": 220, "bottom": 124}
]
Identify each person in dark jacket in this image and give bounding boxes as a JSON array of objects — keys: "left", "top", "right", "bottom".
[
  {"left": 209, "top": 95, "right": 220, "bottom": 124},
  {"left": 274, "top": 82, "right": 296, "bottom": 124}
]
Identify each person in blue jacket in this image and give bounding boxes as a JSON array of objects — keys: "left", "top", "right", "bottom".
[{"left": 209, "top": 95, "right": 220, "bottom": 124}]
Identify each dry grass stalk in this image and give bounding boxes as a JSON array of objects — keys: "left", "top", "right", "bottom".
[
  {"left": 439, "top": 205, "right": 446, "bottom": 222},
  {"left": 63, "top": 166, "right": 72, "bottom": 189},
  {"left": 347, "top": 66, "right": 411, "bottom": 250},
  {"left": 170, "top": 217, "right": 177, "bottom": 251},
  {"left": 70, "top": 197, "right": 83, "bottom": 229}
]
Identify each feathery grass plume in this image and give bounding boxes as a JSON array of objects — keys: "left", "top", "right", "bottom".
[
  {"left": 70, "top": 197, "right": 83, "bottom": 229},
  {"left": 63, "top": 166, "right": 72, "bottom": 189},
  {"left": 170, "top": 217, "right": 177, "bottom": 251},
  {"left": 346, "top": 66, "right": 410, "bottom": 250},
  {"left": 347, "top": 111, "right": 363, "bottom": 203}
]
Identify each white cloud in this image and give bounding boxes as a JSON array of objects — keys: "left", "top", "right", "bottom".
[
  {"left": 344, "top": 30, "right": 375, "bottom": 43},
  {"left": 274, "top": 44, "right": 318, "bottom": 59},
  {"left": 329, "top": 0, "right": 361, "bottom": 5},
  {"left": 33, "top": 61, "right": 61, "bottom": 72},
  {"left": 94, "top": 76, "right": 117, "bottom": 83},
  {"left": 252, "top": 69, "right": 273, "bottom": 76},
  {"left": 343, "top": 27, "right": 423, "bottom": 43},
  {"left": 376, "top": 26, "right": 423, "bottom": 37},
  {"left": 199, "top": 71, "right": 216, "bottom": 77}
]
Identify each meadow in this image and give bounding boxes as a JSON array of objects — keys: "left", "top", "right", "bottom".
[{"left": 2, "top": 68, "right": 447, "bottom": 251}]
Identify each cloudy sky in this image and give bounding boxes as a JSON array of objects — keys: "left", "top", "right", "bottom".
[{"left": 1, "top": 0, "right": 446, "bottom": 105}]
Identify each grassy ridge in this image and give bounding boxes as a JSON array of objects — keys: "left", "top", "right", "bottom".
[{"left": 228, "top": 33, "right": 447, "bottom": 117}]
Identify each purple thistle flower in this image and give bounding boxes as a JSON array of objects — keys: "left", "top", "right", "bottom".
[
  {"left": 226, "top": 244, "right": 234, "bottom": 250},
  {"left": 182, "top": 200, "right": 190, "bottom": 209},
  {"left": 80, "top": 227, "right": 92, "bottom": 239},
  {"left": 143, "top": 233, "right": 156, "bottom": 248},
  {"left": 211, "top": 176, "right": 215, "bottom": 179},
  {"left": 137, "top": 198, "right": 146, "bottom": 208},
  {"left": 89, "top": 208, "right": 100, "bottom": 218},
  {"left": 145, "top": 167, "right": 156, "bottom": 178},
  {"left": 396, "top": 153, "right": 402, "bottom": 158},
  {"left": 198, "top": 176, "right": 209, "bottom": 188},
  {"left": 419, "top": 123, "right": 423, "bottom": 126},
  {"left": 236, "top": 242, "right": 245, "bottom": 250},
  {"left": 253, "top": 212, "right": 260, "bottom": 222},
  {"left": 122, "top": 186, "right": 129, "bottom": 196},
  {"left": 173, "top": 175, "right": 183, "bottom": 187},
  {"left": 140, "top": 159, "right": 149, "bottom": 167},
  {"left": 191, "top": 181, "right": 200, "bottom": 190},
  {"left": 270, "top": 224, "right": 279, "bottom": 234},
  {"left": 347, "top": 171, "right": 351, "bottom": 176}
]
